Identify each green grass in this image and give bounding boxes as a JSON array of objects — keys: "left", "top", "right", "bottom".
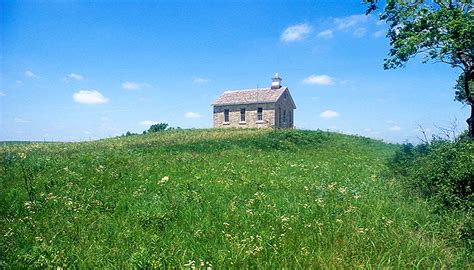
[{"left": 0, "top": 129, "right": 470, "bottom": 268}]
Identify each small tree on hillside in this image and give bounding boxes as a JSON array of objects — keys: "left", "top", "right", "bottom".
[
  {"left": 364, "top": 0, "right": 474, "bottom": 139},
  {"left": 144, "top": 123, "right": 169, "bottom": 134}
]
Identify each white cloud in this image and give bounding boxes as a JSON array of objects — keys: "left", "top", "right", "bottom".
[
  {"left": 73, "top": 90, "right": 109, "bottom": 104},
  {"left": 302, "top": 74, "right": 335, "bottom": 86},
  {"left": 319, "top": 110, "right": 340, "bottom": 118},
  {"left": 0, "top": 91, "right": 5, "bottom": 97},
  {"left": 373, "top": 29, "right": 386, "bottom": 38},
  {"left": 317, "top": 29, "right": 333, "bottom": 39},
  {"left": 14, "top": 117, "right": 29, "bottom": 124},
  {"left": 281, "top": 23, "right": 312, "bottom": 42},
  {"left": 193, "top": 77, "right": 210, "bottom": 84},
  {"left": 68, "top": 73, "right": 84, "bottom": 81},
  {"left": 388, "top": 125, "right": 402, "bottom": 131},
  {"left": 185, "top": 112, "right": 202, "bottom": 118},
  {"left": 316, "top": 14, "right": 377, "bottom": 41},
  {"left": 16, "top": 80, "right": 23, "bottom": 84},
  {"left": 25, "top": 70, "right": 40, "bottom": 79},
  {"left": 140, "top": 120, "right": 159, "bottom": 126},
  {"left": 121, "top": 81, "right": 150, "bottom": 90},
  {"left": 353, "top": 27, "right": 367, "bottom": 38},
  {"left": 334, "top": 14, "right": 369, "bottom": 30}
]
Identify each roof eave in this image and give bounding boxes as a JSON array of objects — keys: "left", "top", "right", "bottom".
[{"left": 212, "top": 101, "right": 277, "bottom": 106}]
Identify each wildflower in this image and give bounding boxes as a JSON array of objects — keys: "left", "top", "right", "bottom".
[
  {"left": 159, "top": 176, "right": 169, "bottom": 185},
  {"left": 370, "top": 175, "right": 377, "bottom": 182},
  {"left": 338, "top": 187, "right": 347, "bottom": 194},
  {"left": 19, "top": 152, "right": 27, "bottom": 160},
  {"left": 382, "top": 216, "right": 393, "bottom": 226},
  {"left": 194, "top": 230, "right": 203, "bottom": 237},
  {"left": 95, "top": 165, "right": 105, "bottom": 173},
  {"left": 315, "top": 198, "right": 324, "bottom": 207},
  {"left": 328, "top": 182, "right": 337, "bottom": 190}
]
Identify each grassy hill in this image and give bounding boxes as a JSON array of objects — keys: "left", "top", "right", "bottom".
[{"left": 0, "top": 129, "right": 470, "bottom": 268}]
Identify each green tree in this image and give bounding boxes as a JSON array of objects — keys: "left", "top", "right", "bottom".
[
  {"left": 364, "top": 0, "right": 474, "bottom": 138},
  {"left": 144, "top": 123, "right": 169, "bottom": 134}
]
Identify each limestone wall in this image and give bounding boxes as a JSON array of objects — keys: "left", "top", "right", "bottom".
[
  {"left": 213, "top": 104, "right": 275, "bottom": 128},
  {"left": 274, "top": 91, "right": 295, "bottom": 128}
]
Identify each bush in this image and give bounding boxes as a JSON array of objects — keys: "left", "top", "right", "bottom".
[
  {"left": 389, "top": 136, "right": 473, "bottom": 248},
  {"left": 143, "top": 123, "right": 169, "bottom": 134},
  {"left": 390, "top": 138, "right": 473, "bottom": 211}
]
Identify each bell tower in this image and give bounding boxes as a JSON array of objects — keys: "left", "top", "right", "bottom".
[{"left": 271, "top": 73, "right": 282, "bottom": 89}]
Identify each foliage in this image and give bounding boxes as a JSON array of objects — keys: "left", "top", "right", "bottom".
[
  {"left": 364, "top": 0, "right": 473, "bottom": 70},
  {"left": 389, "top": 135, "right": 474, "bottom": 249},
  {"left": 0, "top": 129, "right": 471, "bottom": 268},
  {"left": 455, "top": 72, "right": 474, "bottom": 104},
  {"left": 390, "top": 137, "right": 473, "bottom": 209},
  {"left": 123, "top": 131, "right": 138, "bottom": 137},
  {"left": 144, "top": 123, "right": 169, "bottom": 134},
  {"left": 364, "top": 0, "right": 474, "bottom": 137}
]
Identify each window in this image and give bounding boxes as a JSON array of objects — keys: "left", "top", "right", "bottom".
[
  {"left": 257, "top": 107, "right": 263, "bottom": 121},
  {"left": 240, "top": 108, "right": 246, "bottom": 122},
  {"left": 278, "top": 108, "right": 282, "bottom": 126},
  {"left": 224, "top": 109, "right": 229, "bottom": 122},
  {"left": 283, "top": 110, "right": 286, "bottom": 123},
  {"left": 289, "top": 111, "right": 292, "bottom": 127}
]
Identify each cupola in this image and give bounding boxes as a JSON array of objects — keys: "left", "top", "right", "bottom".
[{"left": 271, "top": 73, "right": 282, "bottom": 89}]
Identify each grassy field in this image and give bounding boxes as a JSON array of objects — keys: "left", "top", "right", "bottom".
[{"left": 0, "top": 129, "right": 470, "bottom": 268}]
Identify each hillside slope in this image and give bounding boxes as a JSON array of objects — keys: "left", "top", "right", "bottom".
[{"left": 0, "top": 129, "right": 468, "bottom": 268}]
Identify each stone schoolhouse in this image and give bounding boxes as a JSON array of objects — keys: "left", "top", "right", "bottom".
[{"left": 212, "top": 73, "right": 296, "bottom": 128}]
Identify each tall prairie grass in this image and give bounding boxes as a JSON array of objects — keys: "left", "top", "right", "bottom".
[{"left": 0, "top": 129, "right": 470, "bottom": 268}]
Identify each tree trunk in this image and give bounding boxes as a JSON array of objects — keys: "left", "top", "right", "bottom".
[
  {"left": 468, "top": 104, "right": 474, "bottom": 139},
  {"left": 465, "top": 68, "right": 474, "bottom": 139}
]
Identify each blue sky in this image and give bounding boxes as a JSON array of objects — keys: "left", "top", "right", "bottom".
[{"left": 0, "top": 0, "right": 469, "bottom": 142}]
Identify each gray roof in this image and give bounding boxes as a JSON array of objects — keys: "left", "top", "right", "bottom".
[{"left": 213, "top": 87, "right": 288, "bottom": 106}]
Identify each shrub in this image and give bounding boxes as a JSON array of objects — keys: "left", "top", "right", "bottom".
[
  {"left": 143, "top": 123, "right": 169, "bottom": 134},
  {"left": 391, "top": 138, "right": 473, "bottom": 211},
  {"left": 389, "top": 136, "right": 473, "bottom": 248}
]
